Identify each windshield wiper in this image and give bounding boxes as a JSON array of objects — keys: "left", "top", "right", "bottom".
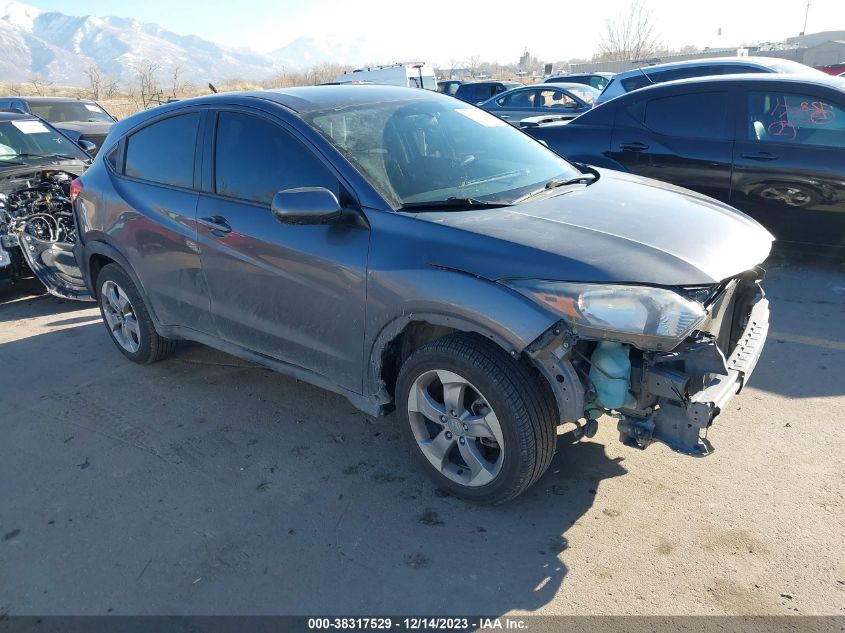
[
  {"left": 515, "top": 171, "right": 598, "bottom": 203},
  {"left": 0, "top": 157, "right": 25, "bottom": 165},
  {"left": 544, "top": 172, "right": 597, "bottom": 189},
  {"left": 17, "top": 153, "right": 83, "bottom": 161},
  {"left": 399, "top": 197, "right": 513, "bottom": 211}
]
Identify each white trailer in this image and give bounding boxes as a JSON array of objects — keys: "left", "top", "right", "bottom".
[{"left": 335, "top": 62, "right": 438, "bottom": 90}]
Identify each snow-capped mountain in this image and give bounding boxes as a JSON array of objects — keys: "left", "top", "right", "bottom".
[{"left": 0, "top": 1, "right": 373, "bottom": 86}]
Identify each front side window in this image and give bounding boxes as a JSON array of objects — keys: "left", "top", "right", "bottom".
[
  {"left": 125, "top": 113, "right": 200, "bottom": 188},
  {"left": 307, "top": 95, "right": 580, "bottom": 206},
  {"left": 747, "top": 91, "right": 845, "bottom": 147},
  {"left": 643, "top": 91, "right": 731, "bottom": 140},
  {"left": 214, "top": 111, "right": 338, "bottom": 205},
  {"left": 538, "top": 90, "right": 577, "bottom": 108}
]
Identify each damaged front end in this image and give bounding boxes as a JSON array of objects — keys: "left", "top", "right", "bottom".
[
  {"left": 520, "top": 269, "right": 770, "bottom": 456},
  {"left": 0, "top": 169, "right": 91, "bottom": 300}
]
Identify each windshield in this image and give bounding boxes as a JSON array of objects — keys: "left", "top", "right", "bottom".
[
  {"left": 306, "top": 96, "right": 580, "bottom": 207},
  {"left": 27, "top": 101, "right": 114, "bottom": 123},
  {"left": 0, "top": 119, "right": 90, "bottom": 162}
]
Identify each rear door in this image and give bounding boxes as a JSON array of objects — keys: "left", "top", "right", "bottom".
[
  {"left": 608, "top": 87, "right": 735, "bottom": 204},
  {"left": 110, "top": 110, "right": 213, "bottom": 329},
  {"left": 731, "top": 83, "right": 845, "bottom": 250},
  {"left": 195, "top": 108, "right": 370, "bottom": 390}
]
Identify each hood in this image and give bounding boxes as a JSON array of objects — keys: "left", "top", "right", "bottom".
[
  {"left": 414, "top": 169, "right": 773, "bottom": 286},
  {"left": 0, "top": 164, "right": 85, "bottom": 194}
]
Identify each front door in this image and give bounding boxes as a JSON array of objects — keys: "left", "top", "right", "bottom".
[
  {"left": 196, "top": 110, "right": 370, "bottom": 391},
  {"left": 731, "top": 86, "right": 845, "bottom": 251},
  {"left": 609, "top": 89, "right": 735, "bottom": 204}
]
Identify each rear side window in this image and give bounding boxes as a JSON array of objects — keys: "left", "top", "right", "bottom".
[
  {"left": 124, "top": 113, "right": 200, "bottom": 188},
  {"left": 214, "top": 111, "right": 338, "bottom": 205},
  {"left": 747, "top": 90, "right": 845, "bottom": 147},
  {"left": 643, "top": 92, "right": 731, "bottom": 140}
]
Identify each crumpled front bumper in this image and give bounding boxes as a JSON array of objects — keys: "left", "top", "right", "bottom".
[{"left": 619, "top": 280, "right": 770, "bottom": 456}]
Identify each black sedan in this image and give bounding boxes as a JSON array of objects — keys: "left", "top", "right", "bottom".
[{"left": 523, "top": 73, "right": 845, "bottom": 253}]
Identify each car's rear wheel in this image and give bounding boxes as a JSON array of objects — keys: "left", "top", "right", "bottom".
[
  {"left": 96, "top": 263, "right": 178, "bottom": 364},
  {"left": 396, "top": 334, "right": 557, "bottom": 504}
]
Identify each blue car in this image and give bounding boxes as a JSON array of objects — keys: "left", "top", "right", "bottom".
[{"left": 480, "top": 82, "right": 599, "bottom": 125}]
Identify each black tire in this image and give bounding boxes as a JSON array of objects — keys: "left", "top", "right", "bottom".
[
  {"left": 396, "top": 333, "right": 558, "bottom": 504},
  {"left": 96, "top": 263, "right": 178, "bottom": 364}
]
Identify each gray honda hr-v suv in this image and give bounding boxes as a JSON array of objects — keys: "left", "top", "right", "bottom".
[{"left": 58, "top": 86, "right": 773, "bottom": 503}]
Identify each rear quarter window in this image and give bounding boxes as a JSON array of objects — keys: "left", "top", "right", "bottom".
[{"left": 124, "top": 113, "right": 200, "bottom": 188}]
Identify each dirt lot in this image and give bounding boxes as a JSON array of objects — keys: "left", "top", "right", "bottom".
[{"left": 0, "top": 254, "right": 843, "bottom": 616}]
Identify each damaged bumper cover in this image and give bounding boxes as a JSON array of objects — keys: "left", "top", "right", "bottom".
[
  {"left": 527, "top": 273, "right": 769, "bottom": 456},
  {"left": 619, "top": 281, "right": 769, "bottom": 456}
]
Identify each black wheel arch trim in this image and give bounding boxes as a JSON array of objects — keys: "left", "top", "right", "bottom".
[{"left": 80, "top": 239, "right": 163, "bottom": 332}]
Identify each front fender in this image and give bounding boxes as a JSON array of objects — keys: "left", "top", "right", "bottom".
[{"left": 365, "top": 267, "right": 558, "bottom": 398}]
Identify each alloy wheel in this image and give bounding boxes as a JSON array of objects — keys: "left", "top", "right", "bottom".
[
  {"left": 100, "top": 279, "right": 141, "bottom": 354},
  {"left": 406, "top": 369, "right": 505, "bottom": 487}
]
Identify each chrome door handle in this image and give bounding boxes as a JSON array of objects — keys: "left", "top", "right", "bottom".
[{"left": 198, "top": 215, "right": 232, "bottom": 235}]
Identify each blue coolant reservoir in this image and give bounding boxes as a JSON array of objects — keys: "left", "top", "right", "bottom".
[{"left": 589, "top": 341, "right": 637, "bottom": 410}]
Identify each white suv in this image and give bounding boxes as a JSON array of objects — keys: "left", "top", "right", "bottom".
[{"left": 594, "top": 56, "right": 822, "bottom": 106}]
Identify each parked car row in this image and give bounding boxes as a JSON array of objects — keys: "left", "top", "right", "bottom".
[
  {"left": 525, "top": 73, "right": 845, "bottom": 253},
  {"left": 0, "top": 96, "right": 116, "bottom": 154}
]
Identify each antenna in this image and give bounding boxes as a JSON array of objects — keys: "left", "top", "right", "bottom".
[
  {"left": 636, "top": 66, "right": 655, "bottom": 84},
  {"left": 801, "top": 0, "right": 811, "bottom": 35}
]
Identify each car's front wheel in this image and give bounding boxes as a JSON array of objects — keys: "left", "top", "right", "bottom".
[{"left": 396, "top": 334, "right": 558, "bottom": 504}]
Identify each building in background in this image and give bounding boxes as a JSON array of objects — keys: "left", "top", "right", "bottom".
[{"left": 567, "top": 31, "right": 845, "bottom": 74}]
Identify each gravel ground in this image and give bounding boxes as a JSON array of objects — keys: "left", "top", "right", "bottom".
[{"left": 0, "top": 254, "right": 843, "bottom": 616}]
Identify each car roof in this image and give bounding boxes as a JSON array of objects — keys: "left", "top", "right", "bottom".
[
  {"left": 107, "top": 86, "right": 462, "bottom": 137},
  {"left": 611, "top": 56, "right": 797, "bottom": 79},
  {"left": 620, "top": 72, "right": 845, "bottom": 95},
  {"left": 458, "top": 80, "right": 520, "bottom": 86},
  {"left": 549, "top": 72, "right": 613, "bottom": 78},
  {"left": 541, "top": 82, "right": 599, "bottom": 91},
  {"left": 0, "top": 111, "right": 38, "bottom": 122},
  {"left": 9, "top": 96, "right": 98, "bottom": 103}
]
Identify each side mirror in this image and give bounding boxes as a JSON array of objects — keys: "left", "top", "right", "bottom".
[
  {"left": 271, "top": 187, "right": 346, "bottom": 225},
  {"left": 77, "top": 139, "right": 97, "bottom": 153}
]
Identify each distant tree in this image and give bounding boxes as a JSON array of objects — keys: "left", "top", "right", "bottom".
[
  {"left": 595, "top": 0, "right": 662, "bottom": 62},
  {"left": 83, "top": 63, "right": 103, "bottom": 99},
  {"left": 130, "top": 61, "right": 163, "bottom": 109},
  {"left": 166, "top": 64, "right": 186, "bottom": 100},
  {"left": 28, "top": 74, "right": 53, "bottom": 96},
  {"left": 675, "top": 44, "right": 700, "bottom": 55},
  {"left": 466, "top": 56, "right": 483, "bottom": 78}
]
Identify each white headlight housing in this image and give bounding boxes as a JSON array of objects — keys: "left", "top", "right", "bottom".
[{"left": 506, "top": 281, "right": 706, "bottom": 351}]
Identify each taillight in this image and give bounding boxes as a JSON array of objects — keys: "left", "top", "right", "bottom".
[{"left": 70, "top": 178, "right": 83, "bottom": 202}]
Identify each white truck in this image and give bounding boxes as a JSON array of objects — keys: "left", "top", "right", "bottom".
[{"left": 334, "top": 62, "right": 438, "bottom": 90}]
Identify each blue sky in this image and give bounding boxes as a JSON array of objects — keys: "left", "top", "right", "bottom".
[{"left": 20, "top": 0, "right": 845, "bottom": 64}]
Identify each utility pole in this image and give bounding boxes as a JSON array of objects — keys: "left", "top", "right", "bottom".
[{"left": 801, "top": 0, "right": 811, "bottom": 36}]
